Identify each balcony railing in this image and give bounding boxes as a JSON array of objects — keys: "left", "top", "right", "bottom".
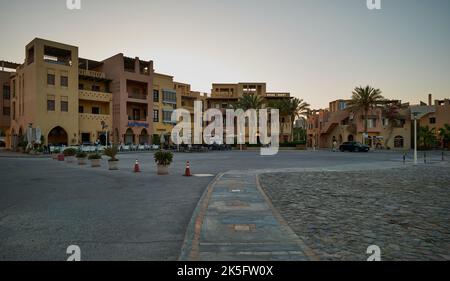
[
  {"left": 128, "top": 116, "right": 147, "bottom": 121},
  {"left": 79, "top": 90, "right": 112, "bottom": 102},
  {"left": 79, "top": 69, "right": 106, "bottom": 79},
  {"left": 128, "top": 93, "right": 148, "bottom": 100},
  {"left": 79, "top": 113, "right": 111, "bottom": 123}
]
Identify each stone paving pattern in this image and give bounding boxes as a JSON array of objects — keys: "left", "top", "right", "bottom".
[{"left": 260, "top": 165, "right": 450, "bottom": 261}]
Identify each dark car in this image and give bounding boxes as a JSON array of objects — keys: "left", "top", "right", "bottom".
[{"left": 339, "top": 141, "right": 370, "bottom": 152}]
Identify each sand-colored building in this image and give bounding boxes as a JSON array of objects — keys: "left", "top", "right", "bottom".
[
  {"left": 307, "top": 99, "right": 412, "bottom": 150},
  {"left": 208, "top": 82, "right": 293, "bottom": 143},
  {"left": 1, "top": 61, "right": 19, "bottom": 147}
]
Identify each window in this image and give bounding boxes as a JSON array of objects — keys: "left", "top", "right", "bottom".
[
  {"left": 47, "top": 73, "right": 55, "bottom": 85},
  {"left": 162, "top": 90, "right": 176, "bottom": 104},
  {"left": 3, "top": 85, "right": 10, "bottom": 100},
  {"left": 382, "top": 118, "right": 389, "bottom": 127},
  {"left": 47, "top": 95, "right": 55, "bottom": 111},
  {"left": 153, "top": 90, "right": 159, "bottom": 102},
  {"left": 12, "top": 80, "right": 15, "bottom": 98},
  {"left": 92, "top": 107, "right": 100, "bottom": 115},
  {"left": 429, "top": 117, "right": 436, "bottom": 124},
  {"left": 367, "top": 118, "right": 377, "bottom": 128},
  {"left": 79, "top": 106, "right": 84, "bottom": 113},
  {"left": 163, "top": 110, "right": 173, "bottom": 123},
  {"left": 153, "top": 110, "right": 159, "bottom": 122},
  {"left": 61, "top": 76, "right": 68, "bottom": 87},
  {"left": 339, "top": 101, "right": 347, "bottom": 111},
  {"left": 92, "top": 85, "right": 100, "bottom": 92},
  {"left": 3, "top": 107, "right": 10, "bottom": 116},
  {"left": 27, "top": 46, "right": 35, "bottom": 65},
  {"left": 61, "top": 97, "right": 68, "bottom": 112},
  {"left": 394, "top": 136, "right": 404, "bottom": 148},
  {"left": 79, "top": 84, "right": 84, "bottom": 90}
]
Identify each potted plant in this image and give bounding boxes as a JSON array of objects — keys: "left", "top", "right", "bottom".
[
  {"left": 88, "top": 153, "right": 102, "bottom": 167},
  {"left": 154, "top": 150, "right": 173, "bottom": 175},
  {"left": 63, "top": 148, "right": 77, "bottom": 163},
  {"left": 76, "top": 151, "right": 88, "bottom": 165},
  {"left": 104, "top": 145, "right": 119, "bottom": 170}
]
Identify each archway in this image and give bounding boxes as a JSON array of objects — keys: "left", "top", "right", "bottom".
[
  {"left": 139, "top": 129, "right": 149, "bottom": 145},
  {"left": 348, "top": 135, "right": 354, "bottom": 142},
  {"left": 394, "top": 136, "right": 404, "bottom": 148},
  {"left": 48, "top": 126, "right": 68, "bottom": 146},
  {"left": 124, "top": 128, "right": 134, "bottom": 145}
]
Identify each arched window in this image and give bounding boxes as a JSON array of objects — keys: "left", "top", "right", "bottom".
[{"left": 394, "top": 136, "right": 404, "bottom": 148}]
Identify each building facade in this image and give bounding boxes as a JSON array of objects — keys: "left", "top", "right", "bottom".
[{"left": 307, "top": 99, "right": 412, "bottom": 150}]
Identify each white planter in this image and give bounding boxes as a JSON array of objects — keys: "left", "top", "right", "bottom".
[
  {"left": 108, "top": 160, "right": 119, "bottom": 170},
  {"left": 77, "top": 158, "right": 86, "bottom": 165},
  {"left": 66, "top": 156, "right": 76, "bottom": 163},
  {"left": 157, "top": 164, "right": 169, "bottom": 175},
  {"left": 90, "top": 159, "right": 101, "bottom": 167}
]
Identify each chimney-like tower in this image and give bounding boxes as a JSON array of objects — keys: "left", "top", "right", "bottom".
[{"left": 428, "top": 93, "right": 432, "bottom": 106}]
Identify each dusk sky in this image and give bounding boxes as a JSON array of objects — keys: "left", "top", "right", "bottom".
[{"left": 0, "top": 0, "right": 449, "bottom": 109}]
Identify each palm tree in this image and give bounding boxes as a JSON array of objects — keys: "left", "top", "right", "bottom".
[
  {"left": 438, "top": 124, "right": 450, "bottom": 149},
  {"left": 418, "top": 126, "right": 437, "bottom": 150},
  {"left": 270, "top": 98, "right": 310, "bottom": 142},
  {"left": 234, "top": 93, "right": 264, "bottom": 111},
  {"left": 347, "top": 86, "right": 385, "bottom": 143}
]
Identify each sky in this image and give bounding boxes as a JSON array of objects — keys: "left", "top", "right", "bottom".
[{"left": 0, "top": 0, "right": 449, "bottom": 109}]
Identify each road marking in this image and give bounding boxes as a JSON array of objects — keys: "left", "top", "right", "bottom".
[{"left": 193, "top": 174, "right": 215, "bottom": 177}]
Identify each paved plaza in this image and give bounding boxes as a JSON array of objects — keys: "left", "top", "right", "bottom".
[{"left": 0, "top": 150, "right": 449, "bottom": 260}]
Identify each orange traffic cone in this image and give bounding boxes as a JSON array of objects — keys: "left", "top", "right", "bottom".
[
  {"left": 134, "top": 159, "right": 141, "bottom": 173},
  {"left": 184, "top": 161, "right": 192, "bottom": 177}
]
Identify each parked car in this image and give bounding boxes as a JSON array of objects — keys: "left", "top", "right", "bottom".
[{"left": 339, "top": 141, "right": 370, "bottom": 152}]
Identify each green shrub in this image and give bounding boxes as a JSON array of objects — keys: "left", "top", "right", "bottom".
[
  {"left": 152, "top": 134, "right": 161, "bottom": 146},
  {"left": 104, "top": 145, "right": 119, "bottom": 161},
  {"left": 63, "top": 148, "right": 77, "bottom": 156},
  {"left": 88, "top": 153, "right": 102, "bottom": 160},
  {"left": 76, "top": 152, "right": 87, "bottom": 158},
  {"left": 154, "top": 150, "right": 173, "bottom": 166}
]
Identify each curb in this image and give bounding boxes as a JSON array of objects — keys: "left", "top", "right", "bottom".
[{"left": 178, "top": 172, "right": 224, "bottom": 261}]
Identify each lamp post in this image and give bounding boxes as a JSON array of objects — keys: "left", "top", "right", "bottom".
[
  {"left": 101, "top": 121, "right": 108, "bottom": 148},
  {"left": 412, "top": 112, "right": 419, "bottom": 165}
]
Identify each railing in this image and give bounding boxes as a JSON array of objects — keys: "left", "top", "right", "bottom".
[
  {"left": 79, "top": 90, "right": 112, "bottom": 102},
  {"left": 128, "top": 93, "right": 148, "bottom": 100},
  {"left": 79, "top": 113, "right": 111, "bottom": 122},
  {"left": 79, "top": 69, "right": 106, "bottom": 79}
]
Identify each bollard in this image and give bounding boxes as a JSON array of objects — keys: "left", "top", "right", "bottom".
[
  {"left": 403, "top": 153, "right": 406, "bottom": 164},
  {"left": 443, "top": 152, "right": 445, "bottom": 161},
  {"left": 424, "top": 152, "right": 426, "bottom": 164}
]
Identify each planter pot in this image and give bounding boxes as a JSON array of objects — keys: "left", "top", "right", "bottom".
[
  {"left": 157, "top": 164, "right": 169, "bottom": 175},
  {"left": 52, "top": 154, "right": 59, "bottom": 160},
  {"left": 57, "top": 154, "right": 65, "bottom": 161},
  {"left": 66, "top": 156, "right": 76, "bottom": 163},
  {"left": 108, "top": 160, "right": 119, "bottom": 170},
  {"left": 77, "top": 158, "right": 87, "bottom": 165},
  {"left": 90, "top": 159, "right": 101, "bottom": 167}
]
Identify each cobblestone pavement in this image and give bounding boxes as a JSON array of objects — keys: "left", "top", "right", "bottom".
[{"left": 260, "top": 165, "right": 450, "bottom": 261}]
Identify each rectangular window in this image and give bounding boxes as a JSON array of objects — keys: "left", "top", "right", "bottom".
[
  {"left": 92, "top": 107, "right": 100, "bottom": 115},
  {"left": 47, "top": 73, "right": 55, "bottom": 85},
  {"left": 79, "top": 106, "right": 84, "bottom": 113},
  {"left": 92, "top": 85, "right": 100, "bottom": 92},
  {"left": 79, "top": 83, "right": 84, "bottom": 90},
  {"left": 61, "top": 96, "right": 68, "bottom": 112},
  {"left": 367, "top": 118, "right": 377, "bottom": 128},
  {"left": 3, "top": 85, "right": 10, "bottom": 100},
  {"left": 12, "top": 80, "right": 15, "bottom": 98},
  {"left": 429, "top": 117, "right": 436, "bottom": 124},
  {"left": 162, "top": 90, "right": 176, "bottom": 104},
  {"left": 3, "top": 107, "right": 10, "bottom": 116},
  {"left": 153, "top": 90, "right": 159, "bottom": 102},
  {"left": 47, "top": 95, "right": 55, "bottom": 111},
  {"left": 163, "top": 110, "right": 173, "bottom": 123},
  {"left": 153, "top": 110, "right": 159, "bottom": 122},
  {"left": 61, "top": 76, "right": 68, "bottom": 87}
]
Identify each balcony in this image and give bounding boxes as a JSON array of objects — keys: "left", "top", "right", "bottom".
[
  {"left": 79, "top": 113, "right": 111, "bottom": 123},
  {"left": 79, "top": 69, "right": 106, "bottom": 79},
  {"left": 266, "top": 93, "right": 290, "bottom": 98},
  {"left": 79, "top": 90, "right": 112, "bottom": 102},
  {"left": 128, "top": 93, "right": 148, "bottom": 102}
]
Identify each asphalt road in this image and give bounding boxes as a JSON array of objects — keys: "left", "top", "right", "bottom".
[{"left": 0, "top": 149, "right": 446, "bottom": 260}]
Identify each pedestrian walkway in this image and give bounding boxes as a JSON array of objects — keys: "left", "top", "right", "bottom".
[{"left": 179, "top": 172, "right": 317, "bottom": 261}]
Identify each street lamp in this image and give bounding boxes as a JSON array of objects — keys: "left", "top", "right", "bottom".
[
  {"left": 412, "top": 112, "right": 419, "bottom": 165},
  {"left": 101, "top": 121, "right": 108, "bottom": 148}
]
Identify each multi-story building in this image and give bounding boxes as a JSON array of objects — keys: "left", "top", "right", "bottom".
[
  {"left": 152, "top": 73, "right": 179, "bottom": 142},
  {"left": 100, "top": 54, "right": 154, "bottom": 145},
  {"left": 307, "top": 99, "right": 412, "bottom": 150},
  {"left": 208, "top": 82, "right": 293, "bottom": 143},
  {"left": 1, "top": 61, "right": 19, "bottom": 147}
]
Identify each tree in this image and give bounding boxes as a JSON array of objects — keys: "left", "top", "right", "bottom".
[
  {"left": 347, "top": 86, "right": 385, "bottom": 143},
  {"left": 234, "top": 93, "right": 264, "bottom": 111},
  {"left": 439, "top": 124, "right": 450, "bottom": 149},
  {"left": 418, "top": 126, "right": 438, "bottom": 150},
  {"left": 269, "top": 98, "right": 310, "bottom": 142}
]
